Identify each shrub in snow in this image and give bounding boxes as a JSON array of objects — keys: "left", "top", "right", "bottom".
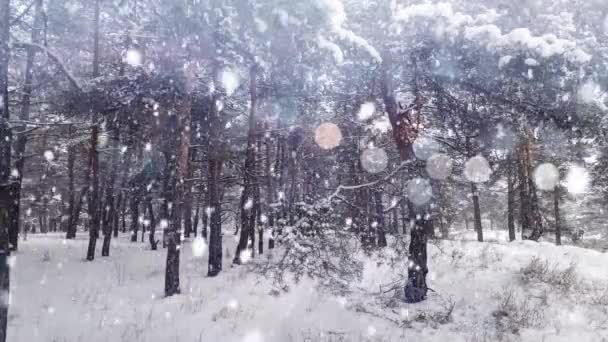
[
  {"left": 520, "top": 257, "right": 578, "bottom": 291},
  {"left": 492, "top": 288, "right": 545, "bottom": 336},
  {"left": 258, "top": 201, "right": 363, "bottom": 293}
]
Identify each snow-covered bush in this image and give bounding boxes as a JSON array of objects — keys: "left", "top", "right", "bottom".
[
  {"left": 520, "top": 257, "right": 577, "bottom": 291},
  {"left": 258, "top": 201, "right": 363, "bottom": 293}
]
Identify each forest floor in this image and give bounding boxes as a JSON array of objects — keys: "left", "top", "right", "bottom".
[{"left": 7, "top": 230, "right": 608, "bottom": 342}]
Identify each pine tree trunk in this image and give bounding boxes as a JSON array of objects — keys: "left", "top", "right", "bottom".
[
  {"left": 85, "top": 0, "right": 101, "bottom": 261},
  {"left": 471, "top": 183, "right": 483, "bottom": 242},
  {"left": 165, "top": 93, "right": 191, "bottom": 297},
  {"left": 207, "top": 158, "right": 223, "bottom": 276},
  {"left": 554, "top": 186, "right": 561, "bottom": 246},
  {"left": 382, "top": 55, "right": 430, "bottom": 303},
  {"left": 86, "top": 123, "right": 100, "bottom": 261},
  {"left": 518, "top": 146, "right": 530, "bottom": 240},
  {"left": 130, "top": 195, "right": 139, "bottom": 242},
  {"left": 201, "top": 190, "right": 208, "bottom": 240},
  {"left": 0, "top": 11, "right": 15, "bottom": 338},
  {"left": 147, "top": 198, "right": 158, "bottom": 250},
  {"left": 374, "top": 190, "right": 387, "bottom": 247},
  {"left": 265, "top": 129, "right": 275, "bottom": 250},
  {"left": 234, "top": 66, "right": 259, "bottom": 264},
  {"left": 65, "top": 127, "right": 77, "bottom": 239},
  {"left": 0, "top": 184, "right": 16, "bottom": 342},
  {"left": 101, "top": 127, "right": 120, "bottom": 257},
  {"left": 507, "top": 156, "right": 516, "bottom": 242}
]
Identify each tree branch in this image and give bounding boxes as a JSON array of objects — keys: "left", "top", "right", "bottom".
[{"left": 12, "top": 42, "right": 83, "bottom": 92}]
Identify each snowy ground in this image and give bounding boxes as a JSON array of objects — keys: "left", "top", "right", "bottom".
[{"left": 8, "top": 231, "right": 608, "bottom": 342}]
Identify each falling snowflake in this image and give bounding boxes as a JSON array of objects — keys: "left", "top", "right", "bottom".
[
  {"left": 243, "top": 198, "right": 254, "bottom": 210},
  {"left": 242, "top": 330, "right": 263, "bottom": 342},
  {"left": 406, "top": 178, "right": 433, "bottom": 206},
  {"left": 360, "top": 147, "right": 388, "bottom": 174},
  {"left": 578, "top": 80, "right": 599, "bottom": 104},
  {"left": 124, "top": 49, "right": 143, "bottom": 67},
  {"left": 239, "top": 249, "right": 252, "bottom": 264},
  {"left": 493, "top": 124, "right": 516, "bottom": 152},
  {"left": 43, "top": 150, "right": 55, "bottom": 162},
  {"left": 367, "top": 326, "right": 377, "bottom": 337},
  {"left": 426, "top": 153, "right": 452, "bottom": 180},
  {"left": 464, "top": 155, "right": 492, "bottom": 183},
  {"left": 159, "top": 219, "right": 169, "bottom": 229},
  {"left": 357, "top": 102, "right": 375, "bottom": 121},
  {"left": 227, "top": 299, "right": 239, "bottom": 310},
  {"left": 565, "top": 165, "right": 589, "bottom": 195},
  {"left": 413, "top": 136, "right": 440, "bottom": 161},
  {"left": 220, "top": 68, "right": 240, "bottom": 96},
  {"left": 191, "top": 237, "right": 207, "bottom": 258},
  {"left": 533, "top": 163, "right": 559, "bottom": 191},
  {"left": 314, "top": 122, "right": 342, "bottom": 150}
]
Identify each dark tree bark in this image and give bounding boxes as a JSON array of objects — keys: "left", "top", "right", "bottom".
[
  {"left": 265, "top": 128, "right": 275, "bottom": 250},
  {"left": 207, "top": 158, "right": 223, "bottom": 276},
  {"left": 518, "top": 146, "right": 530, "bottom": 240},
  {"left": 112, "top": 192, "right": 121, "bottom": 238},
  {"left": 374, "top": 190, "right": 387, "bottom": 247},
  {"left": 201, "top": 190, "right": 208, "bottom": 240},
  {"left": 130, "top": 195, "right": 139, "bottom": 242},
  {"left": 12, "top": 0, "right": 44, "bottom": 251},
  {"left": 165, "top": 93, "right": 191, "bottom": 297},
  {"left": 147, "top": 197, "right": 158, "bottom": 250},
  {"left": 101, "top": 126, "right": 120, "bottom": 257},
  {"left": 471, "top": 183, "right": 483, "bottom": 242},
  {"left": 85, "top": 0, "right": 101, "bottom": 261},
  {"left": 65, "top": 127, "right": 77, "bottom": 239},
  {"left": 234, "top": 66, "right": 260, "bottom": 265},
  {"left": 554, "top": 186, "right": 561, "bottom": 246},
  {"left": 192, "top": 203, "right": 200, "bottom": 238},
  {"left": 0, "top": 14, "right": 15, "bottom": 340},
  {"left": 382, "top": 54, "right": 431, "bottom": 303},
  {"left": 0, "top": 184, "right": 16, "bottom": 342},
  {"left": 85, "top": 123, "right": 100, "bottom": 260},
  {"left": 507, "top": 156, "right": 516, "bottom": 242}
]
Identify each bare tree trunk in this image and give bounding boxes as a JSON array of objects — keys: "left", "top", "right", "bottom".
[
  {"left": 147, "top": 197, "right": 158, "bottom": 250},
  {"left": 0, "top": 184, "right": 16, "bottom": 342},
  {"left": 201, "top": 190, "right": 208, "bottom": 240},
  {"left": 507, "top": 156, "right": 516, "bottom": 242},
  {"left": 265, "top": 129, "right": 275, "bottom": 250},
  {"left": 554, "top": 186, "right": 561, "bottom": 246},
  {"left": 101, "top": 126, "right": 120, "bottom": 256},
  {"left": 113, "top": 192, "right": 121, "bottom": 238},
  {"left": 0, "top": 6, "right": 15, "bottom": 336},
  {"left": 165, "top": 93, "right": 191, "bottom": 297},
  {"left": 525, "top": 143, "right": 543, "bottom": 240},
  {"left": 382, "top": 54, "right": 430, "bottom": 303},
  {"left": 65, "top": 127, "right": 77, "bottom": 239},
  {"left": 234, "top": 66, "right": 259, "bottom": 264},
  {"left": 471, "top": 183, "right": 483, "bottom": 242},
  {"left": 85, "top": 0, "right": 101, "bottom": 261},
  {"left": 207, "top": 158, "right": 223, "bottom": 276},
  {"left": 374, "top": 190, "right": 387, "bottom": 247},
  {"left": 12, "top": 0, "right": 44, "bottom": 251},
  {"left": 130, "top": 195, "right": 139, "bottom": 242},
  {"left": 518, "top": 146, "right": 530, "bottom": 240}
]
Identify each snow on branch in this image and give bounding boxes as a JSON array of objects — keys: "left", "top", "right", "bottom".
[
  {"left": 315, "top": 0, "right": 382, "bottom": 63},
  {"left": 13, "top": 42, "right": 84, "bottom": 92},
  {"left": 394, "top": 2, "right": 591, "bottom": 64},
  {"left": 325, "top": 160, "right": 412, "bottom": 204}
]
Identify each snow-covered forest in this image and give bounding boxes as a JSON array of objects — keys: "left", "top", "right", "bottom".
[{"left": 1, "top": 0, "right": 608, "bottom": 341}]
